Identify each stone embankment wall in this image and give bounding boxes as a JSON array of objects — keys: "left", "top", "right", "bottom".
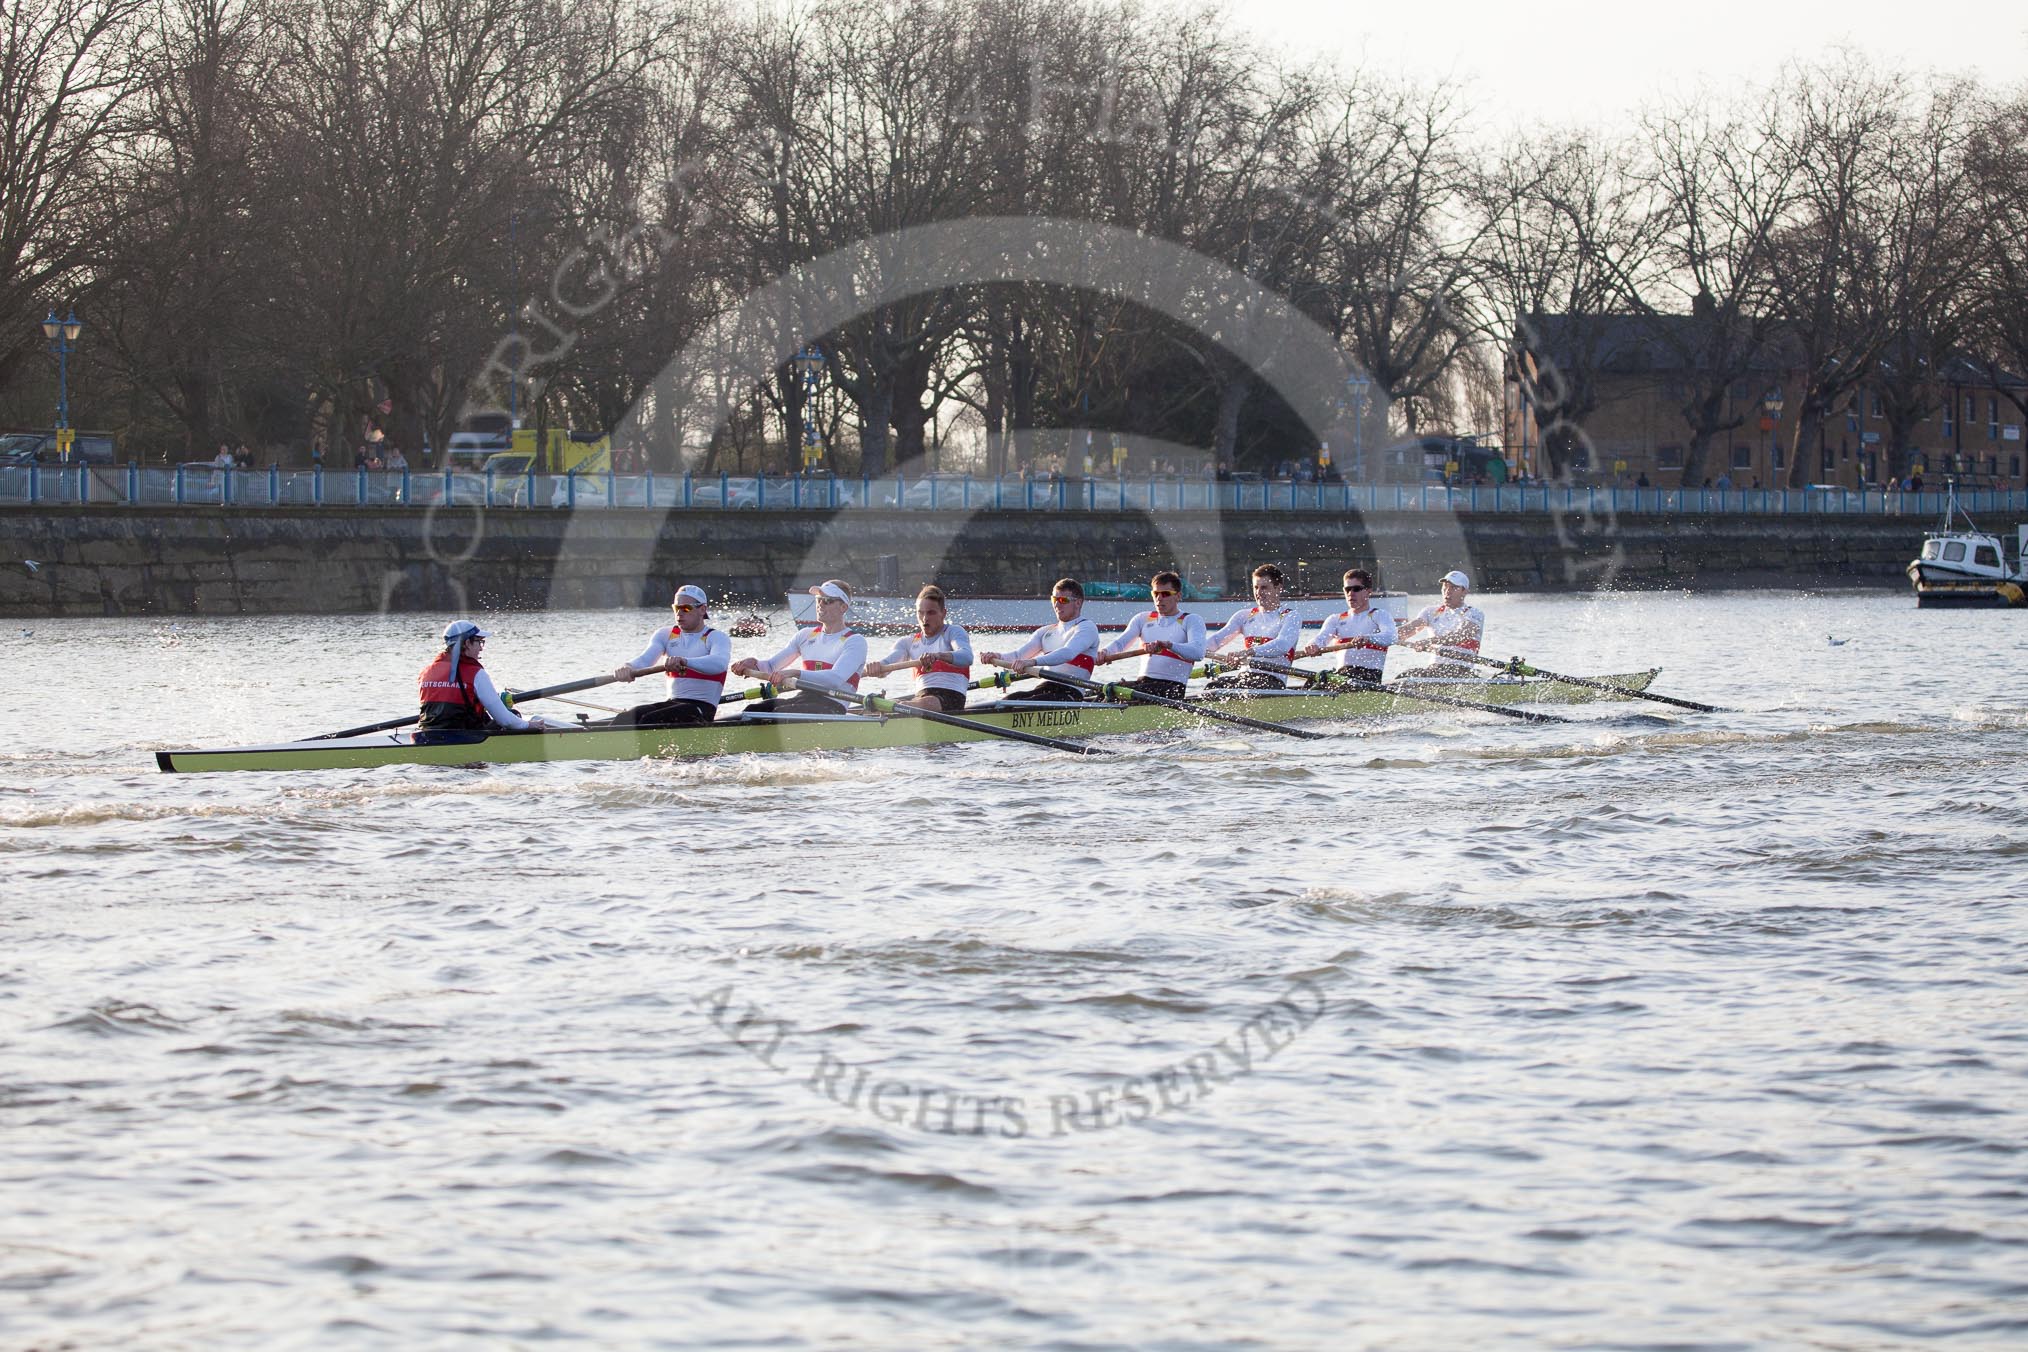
[{"left": 0, "top": 504, "right": 1924, "bottom": 617}]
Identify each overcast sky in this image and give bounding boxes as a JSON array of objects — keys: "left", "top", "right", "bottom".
[{"left": 1244, "top": 1, "right": 2028, "bottom": 130}]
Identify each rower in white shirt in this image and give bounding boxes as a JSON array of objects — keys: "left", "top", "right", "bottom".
[
  {"left": 1093, "top": 569, "right": 1207, "bottom": 700},
  {"left": 1205, "top": 562, "right": 1302, "bottom": 690},
  {"left": 981, "top": 578, "right": 1100, "bottom": 702},
  {"left": 608, "top": 583, "right": 732, "bottom": 726},
  {"left": 729, "top": 578, "right": 868, "bottom": 714},
  {"left": 1395, "top": 569, "right": 1486, "bottom": 678},
  {"left": 1300, "top": 568, "right": 1397, "bottom": 684},
  {"left": 862, "top": 585, "right": 974, "bottom": 713}
]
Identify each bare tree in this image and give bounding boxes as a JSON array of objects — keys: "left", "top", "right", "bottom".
[
  {"left": 534, "top": 6, "right": 736, "bottom": 462},
  {"left": 1966, "top": 88, "right": 2028, "bottom": 447},
  {"left": 1295, "top": 75, "right": 1490, "bottom": 451},
  {"left": 0, "top": 0, "right": 147, "bottom": 391},
  {"left": 1764, "top": 57, "right": 1922, "bottom": 487},
  {"left": 255, "top": 0, "right": 668, "bottom": 462},
  {"left": 92, "top": 0, "right": 279, "bottom": 454},
  {"left": 719, "top": 0, "right": 981, "bottom": 476},
  {"left": 1474, "top": 132, "right": 1656, "bottom": 479},
  {"left": 1846, "top": 78, "right": 1983, "bottom": 483},
  {"left": 1619, "top": 92, "right": 1799, "bottom": 487}
]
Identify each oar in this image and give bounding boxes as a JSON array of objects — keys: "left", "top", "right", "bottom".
[
  {"left": 542, "top": 693, "right": 623, "bottom": 714},
  {"left": 725, "top": 668, "right": 1024, "bottom": 705},
  {"left": 1433, "top": 646, "right": 1724, "bottom": 713},
  {"left": 1036, "top": 667, "right": 1331, "bottom": 740},
  {"left": 731, "top": 650, "right": 1219, "bottom": 706},
  {"left": 981, "top": 658, "right": 1220, "bottom": 687},
  {"left": 307, "top": 669, "right": 640, "bottom": 740},
  {"left": 307, "top": 711, "right": 429, "bottom": 740},
  {"left": 786, "top": 677, "right": 1113, "bottom": 756},
  {"left": 721, "top": 681, "right": 779, "bottom": 704},
  {"left": 1207, "top": 649, "right": 1573, "bottom": 725},
  {"left": 504, "top": 671, "right": 651, "bottom": 707}
]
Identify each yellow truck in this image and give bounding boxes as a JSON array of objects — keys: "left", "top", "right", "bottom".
[
  {"left": 483, "top": 428, "right": 610, "bottom": 477},
  {"left": 476, "top": 429, "right": 613, "bottom": 505}
]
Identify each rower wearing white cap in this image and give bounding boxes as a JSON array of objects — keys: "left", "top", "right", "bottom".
[
  {"left": 1395, "top": 569, "right": 1485, "bottom": 678},
  {"left": 730, "top": 578, "right": 867, "bottom": 714},
  {"left": 1301, "top": 568, "right": 1397, "bottom": 684},
  {"left": 863, "top": 584, "right": 975, "bottom": 713},
  {"left": 982, "top": 577, "right": 1100, "bottom": 701},
  {"left": 1094, "top": 569, "right": 1206, "bottom": 700},
  {"left": 608, "top": 584, "right": 731, "bottom": 727},
  {"left": 1205, "top": 562, "right": 1302, "bottom": 690},
  {"left": 416, "top": 620, "right": 566, "bottom": 735}
]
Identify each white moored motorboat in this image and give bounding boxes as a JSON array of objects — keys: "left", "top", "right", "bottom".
[{"left": 1906, "top": 485, "right": 2027, "bottom": 608}]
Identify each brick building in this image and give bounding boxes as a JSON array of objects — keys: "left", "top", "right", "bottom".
[{"left": 1505, "top": 316, "right": 2028, "bottom": 489}]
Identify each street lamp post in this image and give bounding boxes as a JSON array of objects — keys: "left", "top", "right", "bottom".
[
  {"left": 42, "top": 311, "right": 83, "bottom": 461},
  {"left": 1347, "top": 373, "right": 1371, "bottom": 483},
  {"left": 791, "top": 345, "right": 824, "bottom": 473},
  {"left": 1762, "top": 385, "right": 1784, "bottom": 485}
]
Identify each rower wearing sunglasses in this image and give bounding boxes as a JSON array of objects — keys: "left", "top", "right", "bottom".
[
  {"left": 730, "top": 578, "right": 868, "bottom": 714},
  {"left": 1299, "top": 568, "right": 1397, "bottom": 684},
  {"left": 1205, "top": 562, "right": 1302, "bottom": 690},
  {"left": 608, "top": 584, "right": 732, "bottom": 727},
  {"left": 981, "top": 577, "right": 1100, "bottom": 702},
  {"left": 1093, "top": 570, "right": 1206, "bottom": 700}
]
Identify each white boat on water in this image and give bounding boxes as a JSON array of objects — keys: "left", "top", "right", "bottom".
[
  {"left": 1906, "top": 485, "right": 2027, "bottom": 608},
  {"left": 786, "top": 588, "right": 1413, "bottom": 632}
]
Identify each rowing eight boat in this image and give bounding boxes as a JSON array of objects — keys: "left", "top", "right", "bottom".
[{"left": 155, "top": 670, "right": 1659, "bottom": 774}]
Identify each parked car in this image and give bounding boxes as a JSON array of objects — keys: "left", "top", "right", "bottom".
[
  {"left": 0, "top": 429, "right": 117, "bottom": 465},
  {"left": 402, "top": 472, "right": 493, "bottom": 506},
  {"left": 758, "top": 474, "right": 868, "bottom": 507},
  {"left": 688, "top": 477, "right": 760, "bottom": 509},
  {"left": 884, "top": 474, "right": 977, "bottom": 508}
]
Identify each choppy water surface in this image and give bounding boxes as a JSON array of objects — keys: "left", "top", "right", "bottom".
[{"left": 3, "top": 591, "right": 2025, "bottom": 1349}]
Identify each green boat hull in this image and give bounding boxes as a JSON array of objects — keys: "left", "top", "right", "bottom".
[{"left": 155, "top": 670, "right": 1660, "bottom": 774}]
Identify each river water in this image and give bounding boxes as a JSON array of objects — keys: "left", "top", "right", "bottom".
[{"left": 2, "top": 591, "right": 2024, "bottom": 1349}]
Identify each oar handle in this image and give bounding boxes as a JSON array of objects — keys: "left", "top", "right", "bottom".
[
  {"left": 728, "top": 667, "right": 1013, "bottom": 703},
  {"left": 981, "top": 655, "right": 1046, "bottom": 675},
  {"left": 504, "top": 670, "right": 634, "bottom": 706}
]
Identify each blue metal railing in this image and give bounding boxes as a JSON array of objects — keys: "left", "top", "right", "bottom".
[{"left": 2, "top": 466, "right": 2021, "bottom": 518}]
